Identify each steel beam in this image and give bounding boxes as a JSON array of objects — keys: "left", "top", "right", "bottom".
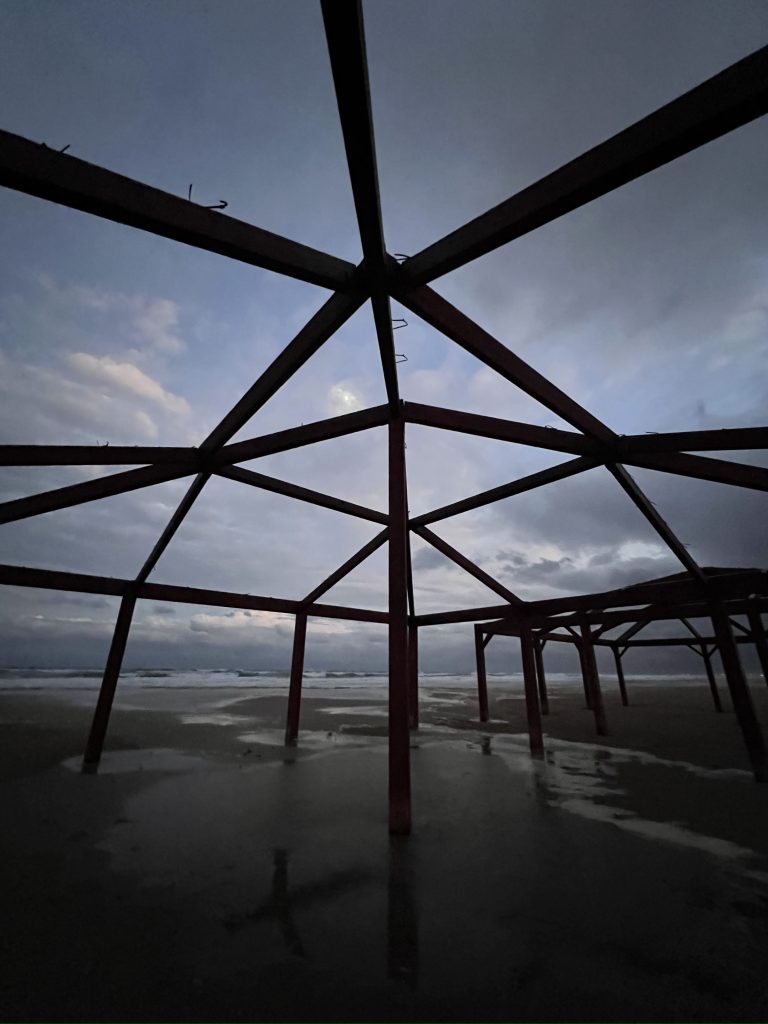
[
  {"left": 410, "top": 457, "right": 597, "bottom": 528},
  {"left": 520, "top": 624, "right": 544, "bottom": 755},
  {"left": 580, "top": 622, "right": 607, "bottom": 735},
  {"left": 748, "top": 607, "right": 768, "bottom": 687},
  {"left": 402, "top": 45, "right": 768, "bottom": 283},
  {"left": 82, "top": 592, "right": 136, "bottom": 771},
  {"left": 612, "top": 646, "right": 629, "bottom": 706},
  {"left": 0, "top": 129, "right": 355, "bottom": 290},
  {"left": 219, "top": 404, "right": 389, "bottom": 464},
  {"left": 301, "top": 528, "right": 389, "bottom": 606},
  {"left": 136, "top": 473, "right": 209, "bottom": 585},
  {"left": 624, "top": 451, "right": 768, "bottom": 493},
  {"left": 321, "top": 0, "right": 399, "bottom": 405},
  {"left": 0, "top": 445, "right": 198, "bottom": 467},
  {"left": 701, "top": 644, "right": 723, "bottom": 712},
  {"left": 393, "top": 287, "right": 615, "bottom": 439},
  {"left": 388, "top": 415, "right": 411, "bottom": 833},
  {"left": 0, "top": 463, "right": 194, "bottom": 525},
  {"left": 475, "top": 624, "right": 490, "bottom": 723},
  {"left": 412, "top": 525, "right": 522, "bottom": 605},
  {"left": 217, "top": 465, "right": 387, "bottom": 524},
  {"left": 285, "top": 613, "right": 308, "bottom": 746},
  {"left": 711, "top": 604, "right": 767, "bottom": 782},
  {"left": 408, "top": 623, "right": 419, "bottom": 730},
  {"left": 533, "top": 637, "right": 549, "bottom": 715},
  {"left": 618, "top": 425, "right": 768, "bottom": 455}
]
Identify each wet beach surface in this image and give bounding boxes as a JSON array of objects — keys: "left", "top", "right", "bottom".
[{"left": 1, "top": 681, "right": 768, "bottom": 1021}]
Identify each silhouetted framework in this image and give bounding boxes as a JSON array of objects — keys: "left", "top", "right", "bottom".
[{"left": 1, "top": 1, "right": 767, "bottom": 830}]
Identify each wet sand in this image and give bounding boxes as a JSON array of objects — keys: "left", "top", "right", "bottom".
[{"left": 1, "top": 679, "right": 768, "bottom": 1021}]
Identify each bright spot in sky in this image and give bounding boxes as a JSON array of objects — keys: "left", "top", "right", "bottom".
[{"left": 328, "top": 382, "right": 363, "bottom": 416}]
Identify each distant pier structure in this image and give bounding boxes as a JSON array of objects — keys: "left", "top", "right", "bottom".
[{"left": 0, "top": 2, "right": 766, "bottom": 831}]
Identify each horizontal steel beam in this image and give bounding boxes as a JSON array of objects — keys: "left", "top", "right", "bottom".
[
  {"left": 0, "top": 445, "right": 198, "bottom": 467},
  {"left": 618, "top": 426, "right": 768, "bottom": 455},
  {"left": 402, "top": 45, "right": 768, "bottom": 283},
  {"left": 0, "top": 129, "right": 357, "bottom": 290},
  {"left": 217, "top": 465, "right": 387, "bottom": 524},
  {"left": 402, "top": 401, "right": 593, "bottom": 454},
  {"left": 0, "top": 463, "right": 195, "bottom": 525},
  {"left": 618, "top": 451, "right": 768, "bottom": 492},
  {"left": 0, "top": 563, "right": 388, "bottom": 624}
]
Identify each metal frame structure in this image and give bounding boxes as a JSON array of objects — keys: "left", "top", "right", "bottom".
[{"left": 1, "top": 2, "right": 767, "bottom": 830}]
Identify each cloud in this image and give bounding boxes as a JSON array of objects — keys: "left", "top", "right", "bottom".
[{"left": 67, "top": 352, "right": 190, "bottom": 416}]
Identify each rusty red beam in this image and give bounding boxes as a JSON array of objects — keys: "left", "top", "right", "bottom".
[
  {"left": 0, "top": 462, "right": 194, "bottom": 525},
  {"left": 0, "top": 445, "right": 198, "bottom": 467},
  {"left": 393, "top": 288, "right": 615, "bottom": 440},
  {"left": 413, "top": 524, "right": 523, "bottom": 605},
  {"left": 0, "top": 129, "right": 356, "bottom": 291},
  {"left": 618, "top": 451, "right": 768, "bottom": 492},
  {"left": 0, "top": 562, "right": 389, "bottom": 623},
  {"left": 618, "top": 426, "right": 768, "bottom": 455},
  {"left": 410, "top": 456, "right": 598, "bottom": 528},
  {"left": 135, "top": 473, "right": 210, "bottom": 585},
  {"left": 402, "top": 45, "right": 768, "bottom": 284},
  {"left": 217, "top": 465, "right": 387, "bottom": 524},
  {"left": 201, "top": 288, "right": 366, "bottom": 453},
  {"left": 607, "top": 463, "right": 704, "bottom": 580},
  {"left": 218, "top": 404, "right": 390, "bottom": 464},
  {"left": 301, "top": 528, "right": 389, "bottom": 606}
]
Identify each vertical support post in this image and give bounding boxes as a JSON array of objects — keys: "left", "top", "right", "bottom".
[
  {"left": 580, "top": 622, "right": 607, "bottom": 736},
  {"left": 475, "top": 625, "right": 489, "bottom": 723},
  {"left": 82, "top": 591, "right": 137, "bottom": 772},
  {"left": 747, "top": 607, "right": 768, "bottom": 688},
  {"left": 612, "top": 645, "right": 629, "bottom": 706},
  {"left": 701, "top": 644, "right": 723, "bottom": 712},
  {"left": 389, "top": 413, "right": 411, "bottom": 834},
  {"left": 533, "top": 637, "right": 549, "bottom": 715},
  {"left": 407, "top": 622, "right": 419, "bottom": 730},
  {"left": 711, "top": 604, "right": 767, "bottom": 782},
  {"left": 285, "top": 612, "right": 308, "bottom": 746},
  {"left": 576, "top": 641, "right": 593, "bottom": 709},
  {"left": 520, "top": 624, "right": 544, "bottom": 756}
]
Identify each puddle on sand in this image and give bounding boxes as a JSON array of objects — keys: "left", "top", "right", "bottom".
[
  {"left": 489, "top": 735, "right": 768, "bottom": 870},
  {"left": 62, "top": 748, "right": 209, "bottom": 774},
  {"left": 237, "top": 729, "right": 383, "bottom": 750},
  {"left": 180, "top": 713, "right": 251, "bottom": 726},
  {"left": 320, "top": 705, "right": 388, "bottom": 718}
]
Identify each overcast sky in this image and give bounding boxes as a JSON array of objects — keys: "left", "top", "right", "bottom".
[{"left": 0, "top": 0, "right": 766, "bottom": 674}]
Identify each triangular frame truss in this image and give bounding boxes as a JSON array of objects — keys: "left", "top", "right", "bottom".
[{"left": 1, "top": 2, "right": 767, "bottom": 830}]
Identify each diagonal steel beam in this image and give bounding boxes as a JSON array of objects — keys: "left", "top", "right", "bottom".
[
  {"left": 0, "top": 129, "right": 356, "bottom": 291},
  {"left": 393, "top": 283, "right": 615, "bottom": 440},
  {"left": 201, "top": 287, "right": 366, "bottom": 453},
  {"left": 301, "top": 528, "right": 389, "bottom": 606},
  {"left": 402, "top": 45, "right": 768, "bottom": 284},
  {"left": 410, "top": 456, "right": 598, "bottom": 527},
  {"left": 608, "top": 463, "right": 704, "bottom": 581},
  {"left": 218, "top": 404, "right": 389, "bottom": 464},
  {"left": 136, "top": 472, "right": 209, "bottom": 585},
  {"left": 216, "top": 465, "right": 387, "bottom": 524},
  {"left": 412, "top": 524, "right": 523, "bottom": 605},
  {"left": 321, "top": 0, "right": 399, "bottom": 406},
  {"left": 619, "top": 451, "right": 768, "bottom": 492},
  {"left": 618, "top": 425, "right": 768, "bottom": 455},
  {"left": 0, "top": 463, "right": 194, "bottom": 525}
]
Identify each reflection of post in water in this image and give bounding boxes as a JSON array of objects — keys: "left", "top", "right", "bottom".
[
  {"left": 387, "top": 838, "right": 419, "bottom": 989},
  {"left": 272, "top": 849, "right": 306, "bottom": 958}
]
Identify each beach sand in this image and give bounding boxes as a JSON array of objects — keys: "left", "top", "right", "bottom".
[{"left": 1, "top": 678, "right": 768, "bottom": 1021}]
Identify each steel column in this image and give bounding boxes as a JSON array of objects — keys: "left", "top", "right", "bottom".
[
  {"left": 612, "top": 646, "right": 629, "bottom": 706},
  {"left": 533, "top": 638, "right": 549, "bottom": 715},
  {"left": 520, "top": 625, "right": 544, "bottom": 755},
  {"left": 475, "top": 625, "right": 489, "bottom": 723},
  {"left": 388, "top": 415, "right": 411, "bottom": 834},
  {"left": 747, "top": 607, "right": 768, "bottom": 688},
  {"left": 576, "top": 642, "right": 593, "bottom": 709},
  {"left": 580, "top": 623, "right": 607, "bottom": 736},
  {"left": 711, "top": 605, "right": 767, "bottom": 782},
  {"left": 285, "top": 613, "right": 308, "bottom": 746},
  {"left": 408, "top": 623, "right": 419, "bottom": 731},
  {"left": 82, "top": 592, "right": 136, "bottom": 771},
  {"left": 701, "top": 644, "right": 723, "bottom": 712}
]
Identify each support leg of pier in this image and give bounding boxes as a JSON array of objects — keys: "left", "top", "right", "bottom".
[
  {"left": 580, "top": 623, "right": 607, "bottom": 736},
  {"left": 712, "top": 605, "right": 767, "bottom": 782},
  {"left": 520, "top": 625, "right": 544, "bottom": 756},
  {"left": 577, "top": 642, "right": 593, "bottom": 710},
  {"left": 701, "top": 644, "right": 723, "bottom": 713},
  {"left": 533, "top": 637, "right": 549, "bottom": 715},
  {"left": 475, "top": 625, "right": 489, "bottom": 723},
  {"left": 82, "top": 592, "right": 137, "bottom": 772},
  {"left": 285, "top": 612, "right": 307, "bottom": 746},
  {"left": 612, "top": 646, "right": 629, "bottom": 707},
  {"left": 748, "top": 607, "right": 768, "bottom": 689},
  {"left": 408, "top": 623, "right": 419, "bottom": 731},
  {"left": 389, "top": 416, "right": 411, "bottom": 834}
]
